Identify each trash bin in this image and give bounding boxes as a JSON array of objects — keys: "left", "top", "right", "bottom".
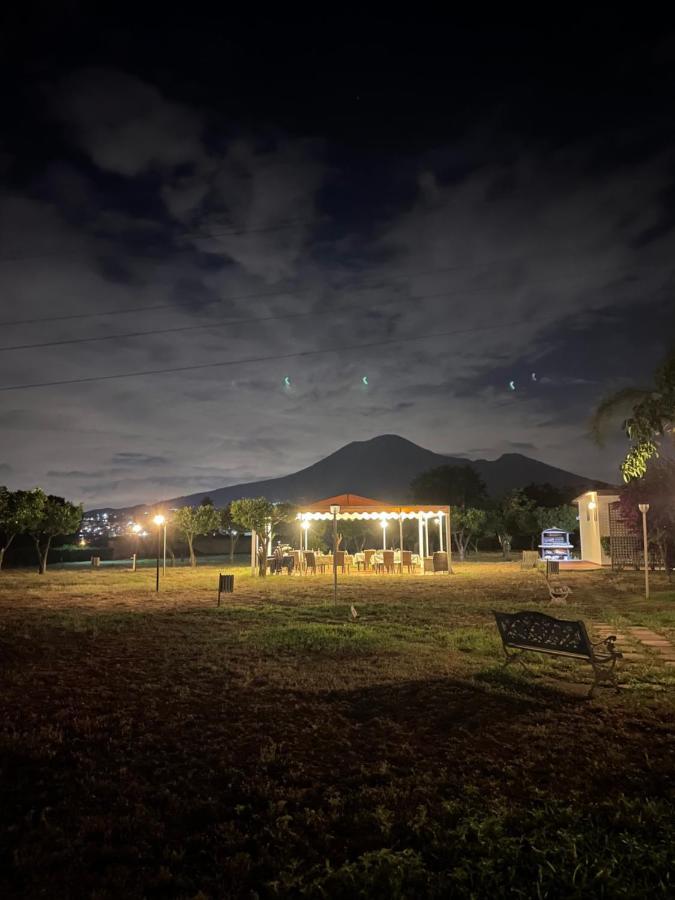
[
  {"left": 546, "top": 560, "right": 560, "bottom": 578},
  {"left": 217, "top": 574, "right": 234, "bottom": 605}
]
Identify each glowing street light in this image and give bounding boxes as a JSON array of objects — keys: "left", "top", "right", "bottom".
[
  {"left": 330, "top": 504, "right": 340, "bottom": 606},
  {"left": 153, "top": 514, "right": 166, "bottom": 592}
]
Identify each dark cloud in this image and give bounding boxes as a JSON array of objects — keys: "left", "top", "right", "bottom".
[
  {"left": 111, "top": 453, "right": 169, "bottom": 467},
  {"left": 51, "top": 68, "right": 205, "bottom": 176},
  {"left": 1, "top": 21, "right": 673, "bottom": 508}
]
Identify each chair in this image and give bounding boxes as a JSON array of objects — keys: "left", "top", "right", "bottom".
[
  {"left": 380, "top": 550, "right": 395, "bottom": 573},
  {"left": 400, "top": 550, "right": 414, "bottom": 574},
  {"left": 334, "top": 550, "right": 347, "bottom": 573},
  {"left": 320, "top": 554, "right": 334, "bottom": 573},
  {"left": 289, "top": 550, "right": 302, "bottom": 574},
  {"left": 433, "top": 551, "right": 449, "bottom": 573},
  {"left": 359, "top": 549, "right": 375, "bottom": 572},
  {"left": 303, "top": 551, "right": 317, "bottom": 574}
]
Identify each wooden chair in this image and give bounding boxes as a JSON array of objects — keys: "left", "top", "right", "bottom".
[
  {"left": 378, "top": 550, "right": 395, "bottom": 573},
  {"left": 303, "top": 551, "right": 317, "bottom": 574},
  {"left": 360, "top": 549, "right": 375, "bottom": 572},
  {"left": 334, "top": 550, "right": 347, "bottom": 573},
  {"left": 400, "top": 550, "right": 414, "bottom": 574}
]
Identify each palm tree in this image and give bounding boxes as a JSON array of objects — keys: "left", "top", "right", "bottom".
[{"left": 591, "top": 349, "right": 675, "bottom": 481}]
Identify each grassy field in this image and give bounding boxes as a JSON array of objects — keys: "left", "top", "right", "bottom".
[{"left": 0, "top": 560, "right": 674, "bottom": 898}]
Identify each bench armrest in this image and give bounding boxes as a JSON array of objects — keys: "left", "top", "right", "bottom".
[{"left": 592, "top": 635, "right": 620, "bottom": 654}]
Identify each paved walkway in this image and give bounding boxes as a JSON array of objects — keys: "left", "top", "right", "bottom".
[
  {"left": 628, "top": 627, "right": 675, "bottom": 667},
  {"left": 593, "top": 622, "right": 675, "bottom": 666},
  {"left": 592, "top": 622, "right": 645, "bottom": 662}
]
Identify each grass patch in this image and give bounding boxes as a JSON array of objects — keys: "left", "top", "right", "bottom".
[
  {"left": 245, "top": 622, "right": 387, "bottom": 656},
  {"left": 0, "top": 559, "right": 674, "bottom": 897}
]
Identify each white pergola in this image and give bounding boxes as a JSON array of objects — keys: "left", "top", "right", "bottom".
[{"left": 295, "top": 493, "right": 452, "bottom": 568}]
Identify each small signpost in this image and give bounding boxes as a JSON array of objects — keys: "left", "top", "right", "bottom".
[{"left": 217, "top": 573, "right": 234, "bottom": 606}]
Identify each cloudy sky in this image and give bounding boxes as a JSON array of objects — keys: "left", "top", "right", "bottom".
[{"left": 1, "top": 13, "right": 674, "bottom": 508}]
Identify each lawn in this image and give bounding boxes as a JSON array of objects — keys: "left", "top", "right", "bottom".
[{"left": 0, "top": 561, "right": 674, "bottom": 898}]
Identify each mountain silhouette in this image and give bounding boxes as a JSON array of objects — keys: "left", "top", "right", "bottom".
[{"left": 94, "top": 434, "right": 609, "bottom": 514}]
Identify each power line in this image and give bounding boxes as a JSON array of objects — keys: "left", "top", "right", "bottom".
[
  {"left": 2, "top": 261, "right": 672, "bottom": 355},
  {"left": 0, "top": 259, "right": 669, "bottom": 330},
  {"left": 0, "top": 318, "right": 539, "bottom": 393},
  {"left": 0, "top": 288, "right": 449, "bottom": 353}
]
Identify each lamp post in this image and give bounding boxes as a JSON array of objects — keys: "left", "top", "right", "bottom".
[
  {"left": 330, "top": 504, "right": 340, "bottom": 605},
  {"left": 153, "top": 514, "right": 165, "bottom": 592},
  {"left": 131, "top": 522, "right": 141, "bottom": 571},
  {"left": 638, "top": 503, "right": 650, "bottom": 600},
  {"left": 381, "top": 517, "right": 388, "bottom": 550}
]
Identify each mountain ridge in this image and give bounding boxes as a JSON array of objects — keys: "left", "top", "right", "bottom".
[{"left": 89, "top": 434, "right": 611, "bottom": 515}]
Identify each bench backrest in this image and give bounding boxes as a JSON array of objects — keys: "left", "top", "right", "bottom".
[{"left": 493, "top": 610, "right": 592, "bottom": 656}]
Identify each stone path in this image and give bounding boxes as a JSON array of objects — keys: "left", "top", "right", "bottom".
[
  {"left": 592, "top": 623, "right": 645, "bottom": 662},
  {"left": 628, "top": 627, "right": 675, "bottom": 667},
  {"left": 593, "top": 622, "right": 675, "bottom": 666}
]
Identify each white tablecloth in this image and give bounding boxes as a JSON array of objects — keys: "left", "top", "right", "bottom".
[{"left": 353, "top": 552, "right": 421, "bottom": 567}]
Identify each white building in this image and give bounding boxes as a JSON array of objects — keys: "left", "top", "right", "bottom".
[{"left": 573, "top": 489, "right": 620, "bottom": 565}]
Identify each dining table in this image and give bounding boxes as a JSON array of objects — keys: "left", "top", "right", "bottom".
[{"left": 353, "top": 551, "right": 422, "bottom": 571}]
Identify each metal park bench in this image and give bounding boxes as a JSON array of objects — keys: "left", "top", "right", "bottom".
[
  {"left": 547, "top": 580, "right": 572, "bottom": 605},
  {"left": 493, "top": 610, "right": 622, "bottom": 697}
]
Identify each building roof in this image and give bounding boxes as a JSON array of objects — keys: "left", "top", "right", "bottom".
[
  {"left": 296, "top": 494, "right": 450, "bottom": 520},
  {"left": 573, "top": 488, "right": 621, "bottom": 503}
]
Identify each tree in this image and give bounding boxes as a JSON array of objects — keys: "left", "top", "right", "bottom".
[
  {"left": 335, "top": 520, "right": 369, "bottom": 553},
  {"left": 522, "top": 482, "right": 570, "bottom": 508},
  {"left": 220, "top": 503, "right": 243, "bottom": 561},
  {"left": 410, "top": 465, "right": 487, "bottom": 508},
  {"left": 27, "top": 493, "right": 82, "bottom": 575},
  {"left": 591, "top": 348, "right": 675, "bottom": 481},
  {"left": 0, "top": 488, "right": 46, "bottom": 571},
  {"left": 172, "top": 504, "right": 221, "bottom": 567},
  {"left": 451, "top": 507, "right": 487, "bottom": 560},
  {"left": 492, "top": 490, "right": 537, "bottom": 558},
  {"left": 229, "top": 498, "right": 293, "bottom": 576},
  {"left": 616, "top": 460, "right": 675, "bottom": 581},
  {"left": 533, "top": 504, "right": 579, "bottom": 537}
]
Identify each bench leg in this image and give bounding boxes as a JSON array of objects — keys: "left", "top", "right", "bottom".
[{"left": 589, "top": 658, "right": 620, "bottom": 698}]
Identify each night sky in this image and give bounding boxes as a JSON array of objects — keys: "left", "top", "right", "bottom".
[{"left": 1, "top": 12, "right": 674, "bottom": 508}]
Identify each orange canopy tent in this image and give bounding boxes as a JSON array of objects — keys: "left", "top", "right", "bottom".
[{"left": 295, "top": 493, "right": 451, "bottom": 561}]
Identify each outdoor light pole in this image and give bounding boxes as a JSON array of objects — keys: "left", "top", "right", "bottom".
[
  {"left": 153, "top": 514, "right": 165, "bottom": 592},
  {"left": 330, "top": 505, "right": 340, "bottom": 605},
  {"left": 639, "top": 503, "right": 650, "bottom": 600}
]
